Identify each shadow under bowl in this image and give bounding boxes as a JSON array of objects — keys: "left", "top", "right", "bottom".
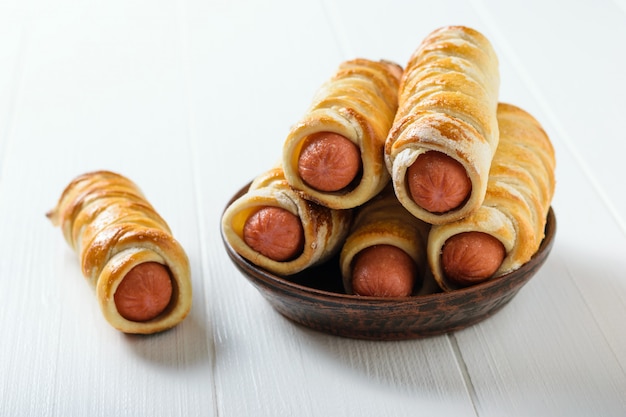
[{"left": 221, "top": 183, "right": 557, "bottom": 341}]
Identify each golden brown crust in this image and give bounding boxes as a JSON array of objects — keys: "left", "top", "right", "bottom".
[
  {"left": 47, "top": 170, "right": 192, "bottom": 334},
  {"left": 428, "top": 103, "right": 556, "bottom": 291},
  {"left": 221, "top": 165, "right": 353, "bottom": 275},
  {"left": 283, "top": 58, "right": 402, "bottom": 209},
  {"left": 385, "top": 26, "right": 500, "bottom": 224},
  {"left": 339, "top": 185, "right": 432, "bottom": 295}
]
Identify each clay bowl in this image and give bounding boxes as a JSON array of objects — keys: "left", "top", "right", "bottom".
[{"left": 221, "top": 184, "right": 557, "bottom": 341}]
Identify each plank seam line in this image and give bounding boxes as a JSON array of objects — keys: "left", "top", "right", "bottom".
[
  {"left": 472, "top": 0, "right": 626, "bottom": 383},
  {"left": 564, "top": 261, "right": 626, "bottom": 377},
  {"left": 319, "top": 0, "right": 353, "bottom": 58},
  {"left": 448, "top": 332, "right": 480, "bottom": 416},
  {"left": 175, "top": 0, "right": 220, "bottom": 415},
  {"left": 469, "top": 0, "right": 626, "bottom": 238}
]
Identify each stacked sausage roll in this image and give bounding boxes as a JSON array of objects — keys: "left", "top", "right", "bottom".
[
  {"left": 339, "top": 185, "right": 431, "bottom": 297},
  {"left": 47, "top": 171, "right": 192, "bottom": 334},
  {"left": 221, "top": 165, "right": 353, "bottom": 276},
  {"left": 385, "top": 25, "right": 500, "bottom": 225},
  {"left": 428, "top": 103, "right": 556, "bottom": 290},
  {"left": 282, "top": 58, "right": 402, "bottom": 209}
]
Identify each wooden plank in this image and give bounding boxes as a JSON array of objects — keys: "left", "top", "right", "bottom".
[
  {"left": 452, "top": 0, "right": 626, "bottom": 415},
  {"left": 0, "top": 1, "right": 215, "bottom": 415},
  {"left": 472, "top": 0, "right": 626, "bottom": 231}
]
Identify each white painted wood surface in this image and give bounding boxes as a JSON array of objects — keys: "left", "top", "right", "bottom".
[{"left": 1, "top": 0, "right": 625, "bottom": 415}]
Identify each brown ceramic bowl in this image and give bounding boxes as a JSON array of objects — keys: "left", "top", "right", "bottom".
[{"left": 221, "top": 183, "right": 557, "bottom": 341}]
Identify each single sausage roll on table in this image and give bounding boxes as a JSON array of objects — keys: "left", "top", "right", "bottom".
[
  {"left": 222, "top": 165, "right": 353, "bottom": 276},
  {"left": 47, "top": 170, "right": 192, "bottom": 334},
  {"left": 385, "top": 25, "right": 500, "bottom": 224},
  {"left": 428, "top": 103, "right": 556, "bottom": 291},
  {"left": 282, "top": 58, "right": 402, "bottom": 209},
  {"left": 340, "top": 185, "right": 432, "bottom": 297}
]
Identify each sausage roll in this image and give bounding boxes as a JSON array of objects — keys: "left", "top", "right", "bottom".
[
  {"left": 47, "top": 170, "right": 192, "bottom": 334},
  {"left": 282, "top": 58, "right": 402, "bottom": 209},
  {"left": 221, "top": 165, "right": 353, "bottom": 276},
  {"left": 339, "top": 185, "right": 432, "bottom": 296},
  {"left": 428, "top": 103, "right": 556, "bottom": 291},
  {"left": 385, "top": 25, "right": 500, "bottom": 224}
]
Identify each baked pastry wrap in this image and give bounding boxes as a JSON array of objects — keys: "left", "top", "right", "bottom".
[
  {"left": 283, "top": 58, "right": 402, "bottom": 209},
  {"left": 385, "top": 25, "right": 500, "bottom": 224},
  {"left": 339, "top": 185, "right": 433, "bottom": 295},
  {"left": 428, "top": 103, "right": 556, "bottom": 291},
  {"left": 47, "top": 170, "right": 192, "bottom": 334},
  {"left": 222, "top": 165, "right": 353, "bottom": 275}
]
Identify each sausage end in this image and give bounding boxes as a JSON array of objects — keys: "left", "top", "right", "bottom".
[
  {"left": 441, "top": 232, "right": 506, "bottom": 286},
  {"left": 297, "top": 132, "right": 361, "bottom": 192},
  {"left": 243, "top": 206, "right": 305, "bottom": 262},
  {"left": 407, "top": 151, "right": 471, "bottom": 213},
  {"left": 114, "top": 262, "right": 173, "bottom": 322},
  {"left": 351, "top": 244, "right": 417, "bottom": 297}
]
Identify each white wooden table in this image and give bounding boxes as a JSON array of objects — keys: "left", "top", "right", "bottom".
[{"left": 1, "top": 0, "right": 625, "bottom": 415}]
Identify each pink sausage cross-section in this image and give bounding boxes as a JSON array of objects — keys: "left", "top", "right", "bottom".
[
  {"left": 351, "top": 244, "right": 417, "bottom": 297},
  {"left": 243, "top": 206, "right": 305, "bottom": 262},
  {"left": 114, "top": 262, "right": 173, "bottom": 322},
  {"left": 297, "top": 132, "right": 361, "bottom": 192},
  {"left": 407, "top": 151, "right": 471, "bottom": 213}
]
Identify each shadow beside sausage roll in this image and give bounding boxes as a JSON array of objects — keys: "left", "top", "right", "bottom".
[
  {"left": 47, "top": 170, "right": 192, "bottom": 334},
  {"left": 427, "top": 103, "right": 556, "bottom": 291}
]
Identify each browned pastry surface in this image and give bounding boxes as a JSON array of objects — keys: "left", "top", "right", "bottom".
[
  {"left": 385, "top": 25, "right": 500, "bottom": 224},
  {"left": 428, "top": 103, "right": 556, "bottom": 291},
  {"left": 47, "top": 170, "right": 192, "bottom": 334},
  {"left": 283, "top": 58, "right": 402, "bottom": 209}
]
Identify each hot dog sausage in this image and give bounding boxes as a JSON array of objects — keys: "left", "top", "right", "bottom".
[
  {"left": 297, "top": 132, "right": 361, "bottom": 192},
  {"left": 441, "top": 232, "right": 505, "bottom": 286},
  {"left": 351, "top": 244, "right": 417, "bottom": 297},
  {"left": 407, "top": 151, "right": 471, "bottom": 213},
  {"left": 243, "top": 206, "right": 305, "bottom": 262},
  {"left": 114, "top": 262, "right": 173, "bottom": 322}
]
